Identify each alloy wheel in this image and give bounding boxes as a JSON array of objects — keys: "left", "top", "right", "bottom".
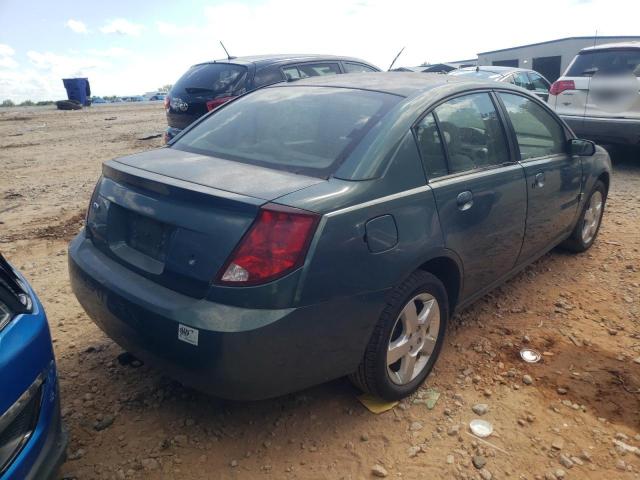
[
  {"left": 386, "top": 293, "right": 440, "bottom": 385},
  {"left": 581, "top": 190, "right": 603, "bottom": 244}
]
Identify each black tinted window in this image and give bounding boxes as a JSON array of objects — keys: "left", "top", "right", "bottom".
[
  {"left": 297, "top": 63, "right": 341, "bottom": 77},
  {"left": 173, "top": 87, "right": 400, "bottom": 177},
  {"left": 282, "top": 63, "right": 341, "bottom": 81},
  {"left": 567, "top": 49, "right": 640, "bottom": 77},
  {"left": 499, "top": 93, "right": 566, "bottom": 160},
  {"left": 414, "top": 113, "right": 448, "bottom": 178},
  {"left": 434, "top": 93, "right": 509, "bottom": 174},
  {"left": 173, "top": 64, "right": 247, "bottom": 95},
  {"left": 253, "top": 68, "right": 285, "bottom": 88},
  {"left": 344, "top": 62, "right": 377, "bottom": 73}
]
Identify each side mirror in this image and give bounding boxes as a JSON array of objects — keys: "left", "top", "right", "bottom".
[{"left": 568, "top": 138, "right": 596, "bottom": 156}]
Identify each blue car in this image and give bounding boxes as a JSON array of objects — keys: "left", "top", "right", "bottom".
[{"left": 0, "top": 254, "right": 67, "bottom": 480}]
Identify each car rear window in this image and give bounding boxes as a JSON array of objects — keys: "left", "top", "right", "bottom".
[
  {"left": 567, "top": 49, "right": 640, "bottom": 77},
  {"left": 172, "top": 63, "right": 248, "bottom": 96},
  {"left": 172, "top": 86, "right": 401, "bottom": 178}
]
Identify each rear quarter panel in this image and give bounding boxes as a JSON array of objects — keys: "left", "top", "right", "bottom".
[{"left": 298, "top": 187, "right": 444, "bottom": 305}]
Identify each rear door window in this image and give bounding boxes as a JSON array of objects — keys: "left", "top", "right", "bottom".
[
  {"left": 173, "top": 63, "right": 247, "bottom": 96},
  {"left": 253, "top": 68, "right": 285, "bottom": 88},
  {"left": 414, "top": 113, "right": 448, "bottom": 178},
  {"left": 499, "top": 93, "right": 566, "bottom": 160},
  {"left": 432, "top": 93, "right": 510, "bottom": 174},
  {"left": 343, "top": 62, "right": 378, "bottom": 73},
  {"left": 512, "top": 72, "right": 532, "bottom": 89},
  {"left": 173, "top": 86, "right": 401, "bottom": 178},
  {"left": 282, "top": 66, "right": 303, "bottom": 81},
  {"left": 296, "top": 63, "right": 341, "bottom": 77},
  {"left": 527, "top": 73, "right": 550, "bottom": 94},
  {"left": 567, "top": 49, "right": 640, "bottom": 77}
]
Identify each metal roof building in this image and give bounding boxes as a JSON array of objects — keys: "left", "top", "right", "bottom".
[{"left": 476, "top": 36, "right": 640, "bottom": 82}]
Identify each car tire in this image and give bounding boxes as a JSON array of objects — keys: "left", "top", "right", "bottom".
[
  {"left": 350, "top": 270, "right": 449, "bottom": 401},
  {"left": 560, "top": 180, "right": 607, "bottom": 253},
  {"left": 56, "top": 100, "right": 82, "bottom": 111}
]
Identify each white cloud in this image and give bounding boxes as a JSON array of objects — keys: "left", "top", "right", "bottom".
[
  {"left": 0, "top": 44, "right": 18, "bottom": 69},
  {"left": 27, "top": 51, "right": 109, "bottom": 74},
  {"left": 100, "top": 19, "right": 144, "bottom": 36},
  {"left": 156, "top": 21, "right": 201, "bottom": 37},
  {"left": 3, "top": 0, "right": 640, "bottom": 103},
  {"left": 88, "top": 47, "right": 130, "bottom": 58},
  {"left": 65, "top": 19, "right": 88, "bottom": 34}
]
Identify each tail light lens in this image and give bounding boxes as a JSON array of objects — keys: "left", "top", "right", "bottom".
[
  {"left": 217, "top": 204, "right": 320, "bottom": 286},
  {"left": 549, "top": 80, "right": 576, "bottom": 96},
  {"left": 206, "top": 96, "right": 236, "bottom": 112},
  {"left": 163, "top": 95, "right": 170, "bottom": 110}
]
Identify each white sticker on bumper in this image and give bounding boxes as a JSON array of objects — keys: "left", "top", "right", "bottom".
[{"left": 178, "top": 323, "right": 199, "bottom": 346}]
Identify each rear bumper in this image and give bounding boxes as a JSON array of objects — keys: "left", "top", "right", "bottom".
[
  {"left": 561, "top": 115, "right": 640, "bottom": 145},
  {"left": 68, "top": 232, "right": 386, "bottom": 400}
]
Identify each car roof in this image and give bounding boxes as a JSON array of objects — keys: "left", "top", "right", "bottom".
[
  {"left": 193, "top": 54, "right": 377, "bottom": 69},
  {"left": 580, "top": 41, "right": 640, "bottom": 52},
  {"left": 268, "top": 72, "right": 515, "bottom": 98},
  {"left": 456, "top": 66, "right": 530, "bottom": 74}
]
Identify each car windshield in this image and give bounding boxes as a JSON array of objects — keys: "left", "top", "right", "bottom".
[
  {"left": 449, "top": 69, "right": 503, "bottom": 80},
  {"left": 172, "top": 63, "right": 248, "bottom": 96},
  {"left": 172, "top": 86, "right": 401, "bottom": 178},
  {"left": 567, "top": 49, "right": 640, "bottom": 77}
]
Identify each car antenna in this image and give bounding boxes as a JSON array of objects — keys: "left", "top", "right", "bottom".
[
  {"left": 220, "top": 41, "right": 235, "bottom": 60},
  {"left": 592, "top": 29, "right": 598, "bottom": 47},
  {"left": 387, "top": 47, "right": 405, "bottom": 71}
]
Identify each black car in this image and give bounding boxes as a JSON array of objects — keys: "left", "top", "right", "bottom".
[{"left": 163, "top": 54, "right": 380, "bottom": 142}]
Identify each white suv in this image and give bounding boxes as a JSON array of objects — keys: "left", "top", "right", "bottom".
[{"left": 548, "top": 42, "right": 640, "bottom": 146}]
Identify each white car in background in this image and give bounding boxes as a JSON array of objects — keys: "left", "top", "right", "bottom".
[{"left": 548, "top": 42, "right": 640, "bottom": 146}]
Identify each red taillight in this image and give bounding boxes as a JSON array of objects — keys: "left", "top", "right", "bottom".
[
  {"left": 206, "top": 96, "right": 236, "bottom": 112},
  {"left": 217, "top": 204, "right": 320, "bottom": 286},
  {"left": 549, "top": 80, "right": 575, "bottom": 96},
  {"left": 163, "top": 95, "right": 170, "bottom": 110}
]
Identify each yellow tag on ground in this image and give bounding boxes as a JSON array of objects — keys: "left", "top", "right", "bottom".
[{"left": 357, "top": 393, "right": 399, "bottom": 414}]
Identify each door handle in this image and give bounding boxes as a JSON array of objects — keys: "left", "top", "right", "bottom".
[
  {"left": 456, "top": 191, "right": 474, "bottom": 211},
  {"left": 533, "top": 172, "right": 545, "bottom": 188}
]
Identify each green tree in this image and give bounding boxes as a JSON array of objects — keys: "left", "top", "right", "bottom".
[
  {"left": 1, "top": 99, "right": 15, "bottom": 107},
  {"left": 158, "top": 84, "right": 172, "bottom": 93}
]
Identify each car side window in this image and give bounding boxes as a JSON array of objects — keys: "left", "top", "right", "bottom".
[
  {"left": 513, "top": 72, "right": 531, "bottom": 90},
  {"left": 433, "top": 93, "right": 510, "bottom": 174},
  {"left": 253, "top": 68, "right": 285, "bottom": 88},
  {"left": 527, "top": 73, "right": 549, "bottom": 93},
  {"left": 297, "top": 63, "right": 341, "bottom": 77},
  {"left": 282, "top": 66, "right": 302, "bottom": 81},
  {"left": 343, "top": 62, "right": 377, "bottom": 73},
  {"left": 414, "top": 113, "right": 448, "bottom": 178},
  {"left": 499, "top": 93, "right": 566, "bottom": 160}
]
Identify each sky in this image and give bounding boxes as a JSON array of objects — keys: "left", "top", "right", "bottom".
[{"left": 0, "top": 0, "right": 638, "bottom": 102}]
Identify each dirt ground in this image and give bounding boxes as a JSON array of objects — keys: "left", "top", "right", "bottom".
[{"left": 1, "top": 104, "right": 639, "bottom": 480}]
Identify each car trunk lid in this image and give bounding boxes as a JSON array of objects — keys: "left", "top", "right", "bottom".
[{"left": 88, "top": 149, "right": 324, "bottom": 298}]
